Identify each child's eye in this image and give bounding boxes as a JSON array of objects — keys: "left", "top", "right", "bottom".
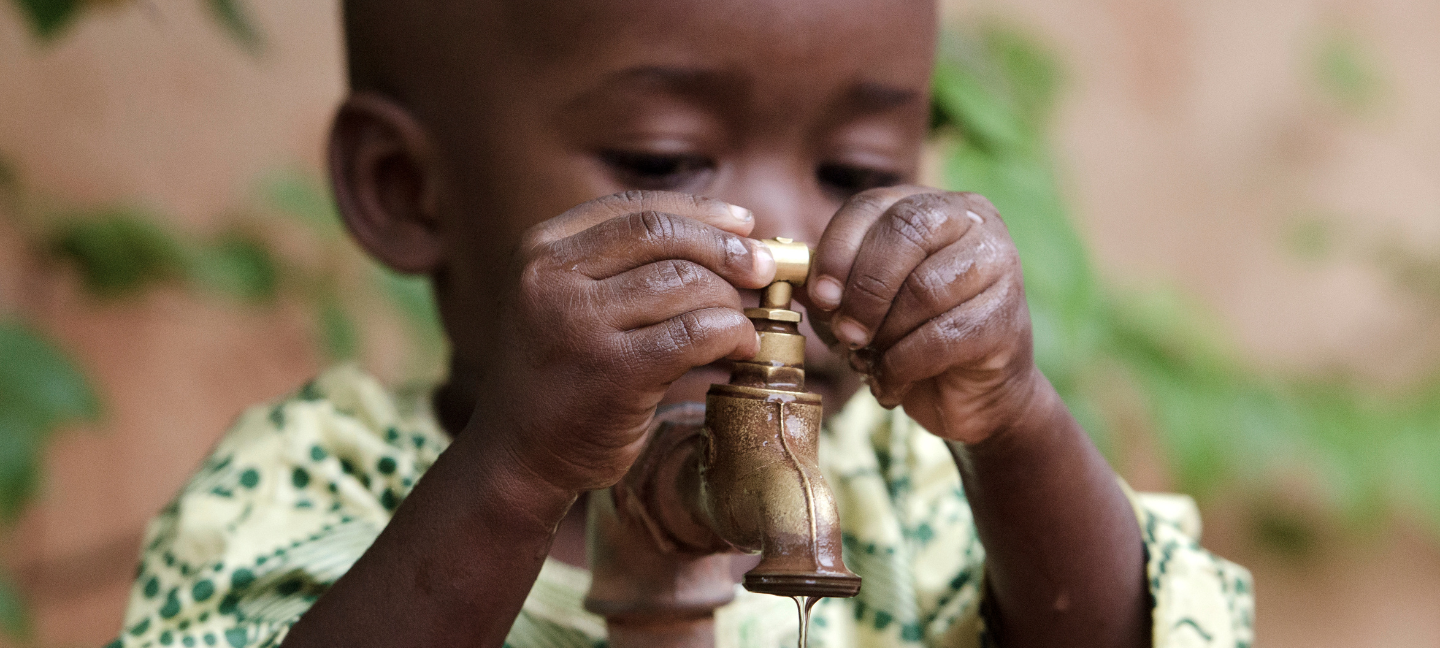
[
  {"left": 816, "top": 163, "right": 903, "bottom": 196},
  {"left": 600, "top": 150, "right": 715, "bottom": 191}
]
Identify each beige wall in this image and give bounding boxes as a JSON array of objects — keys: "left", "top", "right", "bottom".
[
  {"left": 2, "top": 0, "right": 1438, "bottom": 645},
  {"left": 950, "top": 0, "right": 1440, "bottom": 384},
  {"left": 0, "top": 2, "right": 343, "bottom": 644}
]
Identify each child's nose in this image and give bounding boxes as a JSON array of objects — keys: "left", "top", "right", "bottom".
[{"left": 711, "top": 161, "right": 835, "bottom": 243}]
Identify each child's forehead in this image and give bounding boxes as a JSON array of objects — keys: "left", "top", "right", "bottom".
[
  {"left": 345, "top": 0, "right": 934, "bottom": 86},
  {"left": 502, "top": 0, "right": 936, "bottom": 66}
]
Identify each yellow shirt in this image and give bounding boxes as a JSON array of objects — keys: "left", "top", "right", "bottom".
[{"left": 109, "top": 365, "right": 1253, "bottom": 648}]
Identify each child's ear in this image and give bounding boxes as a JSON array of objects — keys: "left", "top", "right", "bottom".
[{"left": 328, "top": 92, "right": 445, "bottom": 274}]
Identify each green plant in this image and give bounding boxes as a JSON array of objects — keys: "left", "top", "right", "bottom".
[
  {"left": 0, "top": 157, "right": 442, "bottom": 641},
  {"left": 932, "top": 22, "right": 1440, "bottom": 541},
  {"left": 12, "top": 0, "right": 260, "bottom": 48},
  {"left": 0, "top": 321, "right": 100, "bottom": 639}
]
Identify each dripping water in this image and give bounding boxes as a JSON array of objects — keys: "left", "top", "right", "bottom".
[{"left": 791, "top": 595, "right": 823, "bottom": 648}]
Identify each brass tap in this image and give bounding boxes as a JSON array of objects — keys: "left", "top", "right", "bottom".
[
  {"left": 582, "top": 239, "right": 859, "bottom": 647},
  {"left": 697, "top": 237, "right": 861, "bottom": 598}
]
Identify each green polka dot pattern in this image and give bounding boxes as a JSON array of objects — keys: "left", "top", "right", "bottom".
[{"left": 106, "top": 365, "right": 1253, "bottom": 648}]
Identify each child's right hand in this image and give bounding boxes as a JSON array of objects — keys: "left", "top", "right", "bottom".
[{"left": 473, "top": 191, "right": 776, "bottom": 494}]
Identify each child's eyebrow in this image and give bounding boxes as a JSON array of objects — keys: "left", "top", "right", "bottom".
[
  {"left": 566, "top": 65, "right": 743, "bottom": 108},
  {"left": 843, "top": 82, "right": 922, "bottom": 113},
  {"left": 565, "top": 65, "right": 921, "bottom": 118}
]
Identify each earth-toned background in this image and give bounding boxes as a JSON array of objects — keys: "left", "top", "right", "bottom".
[{"left": 2, "top": 1, "right": 1438, "bottom": 645}]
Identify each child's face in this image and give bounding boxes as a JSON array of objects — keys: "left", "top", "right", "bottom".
[{"left": 418, "top": 0, "right": 937, "bottom": 405}]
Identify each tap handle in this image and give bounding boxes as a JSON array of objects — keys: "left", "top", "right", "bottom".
[
  {"left": 763, "top": 237, "right": 811, "bottom": 286},
  {"left": 754, "top": 238, "right": 811, "bottom": 313}
]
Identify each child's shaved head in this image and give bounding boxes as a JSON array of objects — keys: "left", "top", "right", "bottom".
[
  {"left": 341, "top": 1, "right": 506, "bottom": 96},
  {"left": 331, "top": 0, "right": 937, "bottom": 415}
]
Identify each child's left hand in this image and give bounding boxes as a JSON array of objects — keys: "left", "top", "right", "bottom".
[{"left": 803, "top": 186, "right": 1038, "bottom": 446}]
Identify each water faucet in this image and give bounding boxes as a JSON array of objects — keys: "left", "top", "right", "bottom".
[
  {"left": 696, "top": 237, "right": 861, "bottom": 598},
  {"left": 583, "top": 238, "right": 859, "bottom": 646}
]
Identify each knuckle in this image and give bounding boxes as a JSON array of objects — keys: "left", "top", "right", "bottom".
[
  {"left": 654, "top": 259, "right": 706, "bottom": 292},
  {"left": 610, "top": 189, "right": 652, "bottom": 207},
  {"left": 958, "top": 191, "right": 1001, "bottom": 218},
  {"left": 632, "top": 210, "right": 679, "bottom": 242},
  {"left": 902, "top": 264, "right": 958, "bottom": 312},
  {"left": 847, "top": 185, "right": 914, "bottom": 214},
  {"left": 713, "top": 230, "right": 748, "bottom": 271},
  {"left": 596, "top": 190, "right": 668, "bottom": 219},
  {"left": 517, "top": 221, "right": 551, "bottom": 252},
  {"left": 846, "top": 190, "right": 894, "bottom": 213},
  {"left": 850, "top": 272, "right": 893, "bottom": 304},
  {"left": 685, "top": 192, "right": 721, "bottom": 215},
  {"left": 885, "top": 194, "right": 951, "bottom": 249},
  {"left": 977, "top": 233, "right": 1022, "bottom": 272},
  {"left": 518, "top": 254, "right": 555, "bottom": 295},
  {"left": 664, "top": 312, "right": 702, "bottom": 352}
]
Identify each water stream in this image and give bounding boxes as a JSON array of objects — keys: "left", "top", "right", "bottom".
[{"left": 791, "top": 596, "right": 823, "bottom": 648}]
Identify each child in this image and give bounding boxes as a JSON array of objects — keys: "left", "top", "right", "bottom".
[{"left": 110, "top": 0, "right": 1253, "bottom": 647}]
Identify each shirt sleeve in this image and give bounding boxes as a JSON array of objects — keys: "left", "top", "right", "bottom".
[
  {"left": 104, "top": 367, "right": 446, "bottom": 648},
  {"left": 1130, "top": 489, "right": 1255, "bottom": 648}
]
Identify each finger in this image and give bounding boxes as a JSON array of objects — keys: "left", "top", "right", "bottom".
[
  {"left": 868, "top": 225, "right": 1015, "bottom": 351},
  {"left": 622, "top": 307, "right": 760, "bottom": 384},
  {"left": 526, "top": 190, "right": 755, "bottom": 247},
  {"left": 806, "top": 185, "right": 937, "bottom": 312},
  {"left": 869, "top": 278, "right": 1028, "bottom": 406},
  {"left": 831, "top": 192, "right": 976, "bottom": 348},
  {"left": 552, "top": 210, "right": 776, "bottom": 288},
  {"left": 595, "top": 260, "right": 745, "bottom": 331}
]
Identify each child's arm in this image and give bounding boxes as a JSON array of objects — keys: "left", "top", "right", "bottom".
[
  {"left": 804, "top": 187, "right": 1150, "bottom": 648},
  {"left": 283, "top": 192, "right": 775, "bottom": 647}
]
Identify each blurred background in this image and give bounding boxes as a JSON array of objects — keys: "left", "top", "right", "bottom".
[{"left": 1, "top": 0, "right": 1437, "bottom": 645}]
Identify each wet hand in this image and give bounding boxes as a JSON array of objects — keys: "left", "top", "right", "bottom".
[
  {"left": 477, "top": 191, "right": 776, "bottom": 493},
  {"left": 802, "top": 186, "right": 1037, "bottom": 445}
]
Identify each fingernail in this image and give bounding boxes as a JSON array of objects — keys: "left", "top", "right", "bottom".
[
  {"left": 833, "top": 316, "right": 869, "bottom": 349},
  {"left": 729, "top": 204, "right": 753, "bottom": 222},
  {"left": 752, "top": 241, "right": 776, "bottom": 280},
  {"left": 811, "top": 276, "right": 843, "bottom": 309},
  {"left": 966, "top": 210, "right": 983, "bottom": 224}
]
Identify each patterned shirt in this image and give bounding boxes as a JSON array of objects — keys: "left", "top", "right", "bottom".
[{"left": 109, "top": 365, "right": 1254, "bottom": 648}]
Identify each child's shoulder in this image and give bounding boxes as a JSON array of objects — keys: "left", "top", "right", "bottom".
[
  {"left": 115, "top": 367, "right": 451, "bottom": 646},
  {"left": 217, "top": 364, "right": 449, "bottom": 467}
]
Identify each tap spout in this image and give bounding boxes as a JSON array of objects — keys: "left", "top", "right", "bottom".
[{"left": 697, "top": 238, "right": 860, "bottom": 598}]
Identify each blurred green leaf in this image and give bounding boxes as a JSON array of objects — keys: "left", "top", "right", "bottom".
[
  {"left": 934, "top": 27, "right": 1104, "bottom": 440},
  {"left": 190, "top": 233, "right": 280, "bottom": 303},
  {"left": 205, "top": 0, "right": 263, "bottom": 52},
  {"left": 1286, "top": 214, "right": 1336, "bottom": 262},
  {"left": 47, "top": 210, "right": 189, "bottom": 298},
  {"left": 0, "top": 320, "right": 101, "bottom": 429},
  {"left": 316, "top": 294, "right": 360, "bottom": 360},
  {"left": 1374, "top": 242, "right": 1440, "bottom": 305},
  {"left": 0, "top": 321, "right": 99, "bottom": 522},
  {"left": 0, "top": 574, "right": 27, "bottom": 640},
  {"left": 13, "top": 0, "right": 83, "bottom": 40},
  {"left": 374, "top": 267, "right": 442, "bottom": 345},
  {"left": 981, "top": 24, "right": 1063, "bottom": 129},
  {"left": 1314, "top": 29, "right": 1383, "bottom": 113},
  {"left": 262, "top": 170, "right": 343, "bottom": 239},
  {"left": 0, "top": 418, "right": 41, "bottom": 522},
  {"left": 1252, "top": 506, "right": 1319, "bottom": 556},
  {"left": 929, "top": 22, "right": 1440, "bottom": 531},
  {"left": 932, "top": 60, "right": 1028, "bottom": 155}
]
